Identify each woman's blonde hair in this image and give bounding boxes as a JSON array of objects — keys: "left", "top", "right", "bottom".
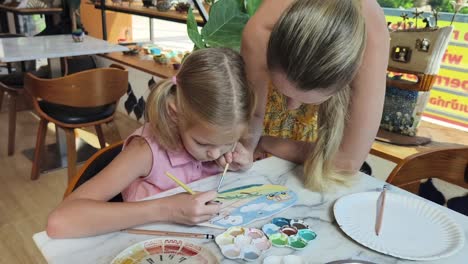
[
  {"left": 146, "top": 48, "right": 255, "bottom": 150},
  {"left": 267, "top": 0, "right": 367, "bottom": 191}
]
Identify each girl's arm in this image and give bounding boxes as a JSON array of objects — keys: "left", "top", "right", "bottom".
[{"left": 46, "top": 138, "right": 221, "bottom": 238}]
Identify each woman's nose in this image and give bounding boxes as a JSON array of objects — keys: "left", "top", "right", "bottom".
[{"left": 286, "top": 96, "right": 302, "bottom": 110}]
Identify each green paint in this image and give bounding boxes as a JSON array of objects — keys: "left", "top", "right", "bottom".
[
  {"left": 288, "top": 237, "right": 307, "bottom": 249},
  {"left": 270, "top": 233, "right": 288, "bottom": 246}
]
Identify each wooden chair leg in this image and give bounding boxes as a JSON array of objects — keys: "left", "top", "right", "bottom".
[
  {"left": 7, "top": 93, "right": 16, "bottom": 156},
  {"left": 31, "top": 118, "right": 48, "bottom": 180},
  {"left": 107, "top": 121, "right": 122, "bottom": 143},
  {"left": 95, "top": 124, "right": 106, "bottom": 149},
  {"left": 0, "top": 90, "right": 4, "bottom": 110},
  {"left": 65, "top": 128, "right": 77, "bottom": 183}
]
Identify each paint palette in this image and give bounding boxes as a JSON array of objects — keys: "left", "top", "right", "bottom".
[
  {"left": 111, "top": 238, "right": 218, "bottom": 264},
  {"left": 215, "top": 226, "right": 272, "bottom": 262},
  {"left": 262, "top": 217, "right": 317, "bottom": 250}
]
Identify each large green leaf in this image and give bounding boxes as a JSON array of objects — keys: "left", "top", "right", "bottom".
[
  {"left": 201, "top": 0, "right": 249, "bottom": 51},
  {"left": 187, "top": 7, "right": 205, "bottom": 49},
  {"left": 246, "top": 0, "right": 262, "bottom": 17}
]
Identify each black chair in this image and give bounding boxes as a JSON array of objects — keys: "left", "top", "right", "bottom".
[{"left": 64, "top": 141, "right": 124, "bottom": 202}]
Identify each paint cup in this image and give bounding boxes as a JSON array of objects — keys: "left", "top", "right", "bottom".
[
  {"left": 269, "top": 233, "right": 289, "bottom": 247},
  {"left": 288, "top": 235, "right": 307, "bottom": 249},
  {"left": 298, "top": 229, "right": 317, "bottom": 242}
]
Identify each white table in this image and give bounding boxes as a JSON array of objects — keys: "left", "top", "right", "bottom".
[
  {"left": 0, "top": 34, "right": 128, "bottom": 172},
  {"left": 0, "top": 35, "right": 127, "bottom": 63},
  {"left": 33, "top": 157, "right": 468, "bottom": 264}
]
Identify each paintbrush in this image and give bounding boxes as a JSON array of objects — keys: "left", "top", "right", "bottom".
[
  {"left": 217, "top": 142, "right": 238, "bottom": 192},
  {"left": 375, "top": 184, "right": 388, "bottom": 236},
  {"left": 165, "top": 171, "right": 195, "bottom": 195},
  {"left": 123, "top": 228, "right": 215, "bottom": 239}
]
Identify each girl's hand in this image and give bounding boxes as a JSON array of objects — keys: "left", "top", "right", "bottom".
[
  {"left": 216, "top": 142, "right": 253, "bottom": 171},
  {"left": 161, "top": 191, "right": 221, "bottom": 225}
]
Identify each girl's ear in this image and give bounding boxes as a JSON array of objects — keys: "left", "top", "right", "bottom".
[{"left": 167, "top": 97, "right": 178, "bottom": 122}]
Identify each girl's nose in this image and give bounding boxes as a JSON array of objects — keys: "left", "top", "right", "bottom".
[
  {"left": 286, "top": 96, "right": 302, "bottom": 110},
  {"left": 207, "top": 148, "right": 221, "bottom": 160}
]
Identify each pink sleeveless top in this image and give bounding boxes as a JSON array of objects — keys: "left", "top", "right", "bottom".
[{"left": 121, "top": 125, "right": 221, "bottom": 201}]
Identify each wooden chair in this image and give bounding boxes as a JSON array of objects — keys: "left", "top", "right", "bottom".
[
  {"left": 64, "top": 141, "right": 124, "bottom": 202},
  {"left": 0, "top": 33, "right": 42, "bottom": 156},
  {"left": 386, "top": 147, "right": 468, "bottom": 194},
  {"left": 25, "top": 67, "right": 128, "bottom": 182}
]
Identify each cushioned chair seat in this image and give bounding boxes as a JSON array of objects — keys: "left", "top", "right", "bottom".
[
  {"left": 0, "top": 72, "right": 26, "bottom": 88},
  {"left": 39, "top": 101, "right": 116, "bottom": 124},
  {"left": 0, "top": 66, "right": 50, "bottom": 88}
]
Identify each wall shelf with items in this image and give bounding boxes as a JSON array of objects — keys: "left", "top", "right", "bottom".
[
  {"left": 91, "top": 0, "right": 208, "bottom": 77},
  {"left": 99, "top": 52, "right": 176, "bottom": 78},
  {"left": 93, "top": 0, "right": 208, "bottom": 40}
]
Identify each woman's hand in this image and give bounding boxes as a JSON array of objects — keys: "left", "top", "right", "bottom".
[
  {"left": 160, "top": 191, "right": 221, "bottom": 225},
  {"left": 216, "top": 142, "right": 253, "bottom": 171},
  {"left": 253, "top": 138, "right": 268, "bottom": 161}
]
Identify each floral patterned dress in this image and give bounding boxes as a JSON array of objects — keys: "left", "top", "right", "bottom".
[{"left": 263, "top": 84, "right": 318, "bottom": 142}]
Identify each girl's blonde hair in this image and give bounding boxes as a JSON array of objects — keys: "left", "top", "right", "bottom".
[
  {"left": 267, "top": 0, "right": 367, "bottom": 192},
  {"left": 146, "top": 48, "right": 255, "bottom": 150}
]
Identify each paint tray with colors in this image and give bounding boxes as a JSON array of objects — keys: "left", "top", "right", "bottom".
[
  {"left": 215, "top": 226, "right": 271, "bottom": 261},
  {"left": 262, "top": 217, "right": 317, "bottom": 250}
]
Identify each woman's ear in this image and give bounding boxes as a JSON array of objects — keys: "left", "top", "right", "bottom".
[{"left": 167, "top": 97, "right": 178, "bottom": 122}]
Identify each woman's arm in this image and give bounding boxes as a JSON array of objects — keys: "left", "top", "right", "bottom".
[
  {"left": 256, "top": 136, "right": 314, "bottom": 164},
  {"left": 334, "top": 0, "right": 389, "bottom": 172},
  {"left": 240, "top": 0, "right": 293, "bottom": 152}
]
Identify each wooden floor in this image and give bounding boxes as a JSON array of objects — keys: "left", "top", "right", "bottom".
[{"left": 0, "top": 96, "right": 140, "bottom": 264}]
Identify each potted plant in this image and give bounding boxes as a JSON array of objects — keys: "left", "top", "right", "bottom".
[{"left": 186, "top": 0, "right": 262, "bottom": 51}]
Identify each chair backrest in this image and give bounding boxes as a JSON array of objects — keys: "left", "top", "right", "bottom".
[
  {"left": 64, "top": 141, "right": 124, "bottom": 202},
  {"left": 24, "top": 67, "right": 128, "bottom": 107},
  {"left": 386, "top": 147, "right": 468, "bottom": 194},
  {"left": 64, "top": 56, "right": 97, "bottom": 76}
]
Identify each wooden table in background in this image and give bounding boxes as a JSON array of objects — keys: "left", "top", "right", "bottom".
[{"left": 371, "top": 121, "right": 468, "bottom": 163}]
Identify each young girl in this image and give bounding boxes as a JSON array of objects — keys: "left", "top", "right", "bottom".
[{"left": 46, "top": 48, "right": 256, "bottom": 238}]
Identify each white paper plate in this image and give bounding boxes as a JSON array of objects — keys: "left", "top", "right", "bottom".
[
  {"left": 334, "top": 192, "right": 465, "bottom": 261},
  {"left": 111, "top": 238, "right": 218, "bottom": 264}
]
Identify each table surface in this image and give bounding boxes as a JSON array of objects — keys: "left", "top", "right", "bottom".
[
  {"left": 33, "top": 157, "right": 468, "bottom": 264},
  {"left": 0, "top": 35, "right": 127, "bottom": 63}
]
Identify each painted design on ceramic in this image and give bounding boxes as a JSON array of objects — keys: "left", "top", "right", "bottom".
[
  {"left": 215, "top": 227, "right": 271, "bottom": 262},
  {"left": 380, "top": 76, "right": 431, "bottom": 136},
  {"left": 262, "top": 217, "right": 317, "bottom": 250},
  {"left": 111, "top": 238, "right": 218, "bottom": 263},
  {"left": 203, "top": 184, "right": 298, "bottom": 229}
]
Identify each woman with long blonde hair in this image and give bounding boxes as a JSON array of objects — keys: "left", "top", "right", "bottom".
[{"left": 219, "top": 0, "right": 389, "bottom": 192}]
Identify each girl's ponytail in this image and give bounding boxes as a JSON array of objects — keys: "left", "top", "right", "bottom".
[{"left": 145, "top": 79, "right": 178, "bottom": 150}]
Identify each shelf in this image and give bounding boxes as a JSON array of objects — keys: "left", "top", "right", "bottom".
[
  {"left": 0, "top": 4, "right": 62, "bottom": 15},
  {"left": 94, "top": 3, "right": 205, "bottom": 26},
  {"left": 99, "top": 51, "right": 176, "bottom": 78}
]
